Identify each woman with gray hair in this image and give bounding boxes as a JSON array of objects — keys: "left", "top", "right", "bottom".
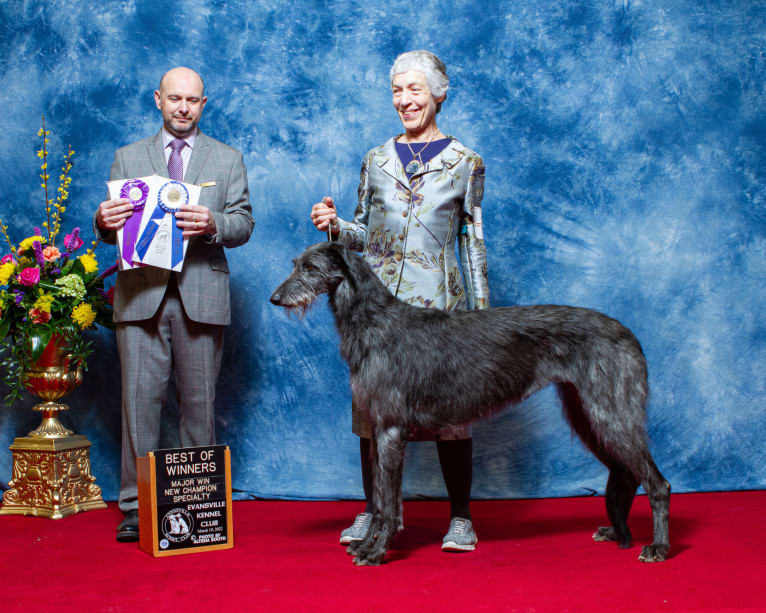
[{"left": 311, "top": 50, "right": 490, "bottom": 553}]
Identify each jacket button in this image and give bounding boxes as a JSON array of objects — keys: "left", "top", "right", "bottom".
[
  {"left": 402, "top": 210, "right": 408, "bottom": 217},
  {"left": 398, "top": 234, "right": 404, "bottom": 240},
  {"left": 394, "top": 253, "right": 403, "bottom": 261}
]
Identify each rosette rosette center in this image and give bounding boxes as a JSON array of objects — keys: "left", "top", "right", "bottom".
[
  {"left": 158, "top": 180, "right": 190, "bottom": 215},
  {"left": 120, "top": 179, "right": 150, "bottom": 212}
]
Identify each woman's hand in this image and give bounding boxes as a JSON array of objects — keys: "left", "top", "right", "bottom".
[{"left": 310, "top": 196, "right": 339, "bottom": 235}]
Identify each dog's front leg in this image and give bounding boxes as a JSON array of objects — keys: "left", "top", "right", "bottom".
[
  {"left": 352, "top": 424, "right": 406, "bottom": 566},
  {"left": 346, "top": 435, "right": 381, "bottom": 558}
]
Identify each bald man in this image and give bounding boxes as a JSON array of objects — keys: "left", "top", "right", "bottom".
[{"left": 95, "top": 67, "right": 253, "bottom": 541}]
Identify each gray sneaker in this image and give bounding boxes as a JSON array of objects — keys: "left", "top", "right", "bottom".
[
  {"left": 442, "top": 517, "right": 478, "bottom": 552},
  {"left": 339, "top": 512, "right": 372, "bottom": 544}
]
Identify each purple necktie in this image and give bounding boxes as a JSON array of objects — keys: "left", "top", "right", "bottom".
[{"left": 168, "top": 138, "right": 186, "bottom": 181}]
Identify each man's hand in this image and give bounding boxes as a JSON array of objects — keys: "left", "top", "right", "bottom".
[
  {"left": 96, "top": 198, "right": 133, "bottom": 230},
  {"left": 176, "top": 204, "right": 217, "bottom": 238}
]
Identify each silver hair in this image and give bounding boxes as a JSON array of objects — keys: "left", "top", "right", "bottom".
[{"left": 389, "top": 50, "right": 449, "bottom": 111}]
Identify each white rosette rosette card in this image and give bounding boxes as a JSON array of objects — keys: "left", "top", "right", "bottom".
[
  {"left": 133, "top": 179, "right": 201, "bottom": 272},
  {"left": 108, "top": 176, "right": 155, "bottom": 270}
]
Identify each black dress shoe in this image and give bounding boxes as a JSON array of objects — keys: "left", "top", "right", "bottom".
[{"left": 117, "top": 509, "right": 139, "bottom": 542}]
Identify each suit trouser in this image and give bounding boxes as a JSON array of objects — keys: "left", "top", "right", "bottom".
[{"left": 116, "top": 277, "right": 224, "bottom": 512}]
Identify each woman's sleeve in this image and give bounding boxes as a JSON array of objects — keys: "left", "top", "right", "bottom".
[
  {"left": 458, "top": 155, "right": 490, "bottom": 310},
  {"left": 334, "top": 152, "right": 373, "bottom": 252}
]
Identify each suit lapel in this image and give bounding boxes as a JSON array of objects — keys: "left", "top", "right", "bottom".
[
  {"left": 419, "top": 137, "right": 462, "bottom": 176},
  {"left": 147, "top": 131, "right": 168, "bottom": 177},
  {"left": 185, "top": 132, "right": 212, "bottom": 185},
  {"left": 376, "top": 138, "right": 411, "bottom": 191}
]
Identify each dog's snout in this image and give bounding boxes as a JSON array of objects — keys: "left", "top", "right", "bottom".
[{"left": 269, "top": 292, "right": 282, "bottom": 305}]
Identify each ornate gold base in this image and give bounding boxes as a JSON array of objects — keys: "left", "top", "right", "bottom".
[{"left": 0, "top": 434, "right": 106, "bottom": 519}]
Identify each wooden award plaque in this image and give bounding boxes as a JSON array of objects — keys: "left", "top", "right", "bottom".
[{"left": 137, "top": 444, "right": 233, "bottom": 557}]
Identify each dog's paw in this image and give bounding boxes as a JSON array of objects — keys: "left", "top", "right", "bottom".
[
  {"left": 592, "top": 526, "right": 617, "bottom": 542},
  {"left": 346, "top": 541, "right": 362, "bottom": 556},
  {"left": 352, "top": 549, "right": 384, "bottom": 566},
  {"left": 638, "top": 543, "right": 668, "bottom": 563}
]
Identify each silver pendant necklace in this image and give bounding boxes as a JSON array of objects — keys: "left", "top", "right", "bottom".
[{"left": 404, "top": 129, "right": 438, "bottom": 175}]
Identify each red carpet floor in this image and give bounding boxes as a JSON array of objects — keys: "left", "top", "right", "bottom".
[{"left": 1, "top": 491, "right": 764, "bottom": 612}]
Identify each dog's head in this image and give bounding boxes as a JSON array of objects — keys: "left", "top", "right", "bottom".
[{"left": 269, "top": 242, "right": 355, "bottom": 317}]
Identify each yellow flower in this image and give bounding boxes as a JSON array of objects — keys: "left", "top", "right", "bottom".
[
  {"left": 71, "top": 303, "right": 96, "bottom": 329},
  {"left": 33, "top": 292, "right": 56, "bottom": 313},
  {"left": 0, "top": 262, "right": 14, "bottom": 285},
  {"left": 78, "top": 253, "right": 98, "bottom": 274},
  {"left": 18, "top": 235, "right": 45, "bottom": 253}
]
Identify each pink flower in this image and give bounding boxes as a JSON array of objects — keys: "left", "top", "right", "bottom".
[
  {"left": 64, "top": 229, "right": 83, "bottom": 252},
  {"left": 19, "top": 267, "right": 41, "bottom": 286},
  {"left": 0, "top": 254, "right": 14, "bottom": 265},
  {"left": 29, "top": 308, "right": 51, "bottom": 324},
  {"left": 42, "top": 246, "right": 61, "bottom": 262}
]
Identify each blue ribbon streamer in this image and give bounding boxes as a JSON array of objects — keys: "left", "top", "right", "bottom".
[{"left": 134, "top": 181, "right": 187, "bottom": 268}]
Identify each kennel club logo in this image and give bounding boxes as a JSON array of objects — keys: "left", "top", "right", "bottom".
[{"left": 161, "top": 508, "right": 194, "bottom": 545}]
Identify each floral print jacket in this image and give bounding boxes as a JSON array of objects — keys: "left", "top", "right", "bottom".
[{"left": 335, "top": 136, "right": 489, "bottom": 312}]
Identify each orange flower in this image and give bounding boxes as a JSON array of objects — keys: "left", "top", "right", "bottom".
[
  {"left": 28, "top": 308, "right": 51, "bottom": 324},
  {"left": 42, "top": 245, "right": 60, "bottom": 262}
]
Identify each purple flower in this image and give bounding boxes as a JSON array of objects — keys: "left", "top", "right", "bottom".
[
  {"left": 13, "top": 290, "right": 24, "bottom": 305},
  {"left": 52, "top": 268, "right": 61, "bottom": 275},
  {"left": 33, "top": 227, "right": 41, "bottom": 236},
  {"left": 32, "top": 241, "right": 45, "bottom": 267},
  {"left": 64, "top": 227, "right": 83, "bottom": 252}
]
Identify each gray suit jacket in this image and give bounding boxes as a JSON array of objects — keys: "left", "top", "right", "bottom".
[{"left": 97, "top": 130, "right": 254, "bottom": 325}]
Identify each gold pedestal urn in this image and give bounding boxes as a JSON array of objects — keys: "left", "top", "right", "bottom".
[{"left": 1, "top": 335, "right": 106, "bottom": 519}]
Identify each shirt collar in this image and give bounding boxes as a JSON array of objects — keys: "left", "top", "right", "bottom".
[{"left": 161, "top": 127, "right": 197, "bottom": 150}]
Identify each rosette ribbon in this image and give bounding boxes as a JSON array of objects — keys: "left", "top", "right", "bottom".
[
  {"left": 135, "top": 180, "right": 188, "bottom": 269},
  {"left": 119, "top": 179, "right": 149, "bottom": 265}
]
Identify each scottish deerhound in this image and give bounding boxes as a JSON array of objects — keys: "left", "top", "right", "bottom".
[{"left": 270, "top": 242, "right": 670, "bottom": 566}]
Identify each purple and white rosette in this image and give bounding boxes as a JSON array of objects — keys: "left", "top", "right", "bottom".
[
  {"left": 119, "top": 179, "right": 150, "bottom": 265},
  {"left": 135, "top": 180, "right": 188, "bottom": 269}
]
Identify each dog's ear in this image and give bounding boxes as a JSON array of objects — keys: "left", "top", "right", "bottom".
[{"left": 325, "top": 243, "right": 358, "bottom": 292}]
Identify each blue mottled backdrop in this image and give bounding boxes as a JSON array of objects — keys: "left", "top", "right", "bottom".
[{"left": 0, "top": 0, "right": 764, "bottom": 502}]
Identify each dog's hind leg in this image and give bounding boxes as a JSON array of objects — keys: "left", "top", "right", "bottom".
[
  {"left": 558, "top": 376, "right": 671, "bottom": 562},
  {"left": 593, "top": 464, "right": 639, "bottom": 548},
  {"left": 557, "top": 381, "right": 641, "bottom": 550},
  {"left": 637, "top": 456, "right": 670, "bottom": 562},
  {"left": 351, "top": 424, "right": 407, "bottom": 566}
]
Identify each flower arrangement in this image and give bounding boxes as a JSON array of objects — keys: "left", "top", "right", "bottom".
[{"left": 0, "top": 118, "right": 115, "bottom": 404}]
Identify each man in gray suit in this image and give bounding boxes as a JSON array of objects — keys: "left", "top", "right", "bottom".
[{"left": 95, "top": 67, "right": 253, "bottom": 541}]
